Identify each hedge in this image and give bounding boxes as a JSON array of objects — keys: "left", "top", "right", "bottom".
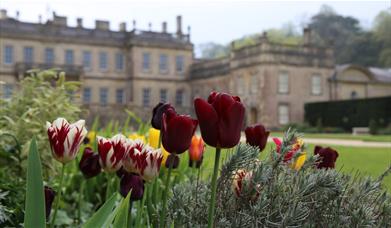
[{"left": 304, "top": 96, "right": 391, "bottom": 131}]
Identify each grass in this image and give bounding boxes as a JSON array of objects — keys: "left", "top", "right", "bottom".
[
  {"left": 197, "top": 143, "right": 391, "bottom": 192},
  {"left": 270, "top": 132, "right": 391, "bottom": 142}
]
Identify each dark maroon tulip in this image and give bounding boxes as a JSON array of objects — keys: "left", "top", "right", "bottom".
[
  {"left": 314, "top": 146, "right": 339, "bottom": 169},
  {"left": 194, "top": 91, "right": 245, "bottom": 148},
  {"left": 44, "top": 186, "right": 56, "bottom": 220},
  {"left": 119, "top": 173, "right": 145, "bottom": 201},
  {"left": 116, "top": 167, "right": 127, "bottom": 178},
  {"left": 165, "top": 154, "right": 180, "bottom": 169},
  {"left": 79, "top": 147, "right": 102, "bottom": 178},
  {"left": 162, "top": 111, "right": 198, "bottom": 154},
  {"left": 245, "top": 124, "right": 270, "bottom": 151},
  {"left": 151, "top": 102, "right": 176, "bottom": 130}
]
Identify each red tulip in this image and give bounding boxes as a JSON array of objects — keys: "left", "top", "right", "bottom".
[
  {"left": 44, "top": 186, "right": 56, "bottom": 220},
  {"left": 79, "top": 147, "right": 101, "bottom": 178},
  {"left": 194, "top": 91, "right": 245, "bottom": 148},
  {"left": 46, "top": 118, "right": 87, "bottom": 164},
  {"left": 314, "top": 146, "right": 339, "bottom": 169},
  {"left": 97, "top": 134, "right": 131, "bottom": 172},
  {"left": 162, "top": 111, "right": 198, "bottom": 154},
  {"left": 119, "top": 173, "right": 145, "bottom": 201},
  {"left": 232, "top": 169, "right": 260, "bottom": 202},
  {"left": 151, "top": 102, "right": 176, "bottom": 130},
  {"left": 245, "top": 124, "right": 270, "bottom": 151},
  {"left": 273, "top": 137, "right": 303, "bottom": 162},
  {"left": 188, "top": 136, "right": 205, "bottom": 168}
]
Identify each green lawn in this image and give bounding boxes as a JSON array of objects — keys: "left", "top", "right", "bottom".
[
  {"left": 271, "top": 132, "right": 391, "bottom": 142},
  {"left": 198, "top": 143, "right": 391, "bottom": 191}
]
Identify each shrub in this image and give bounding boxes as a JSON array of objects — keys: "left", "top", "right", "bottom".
[{"left": 369, "top": 119, "right": 379, "bottom": 135}]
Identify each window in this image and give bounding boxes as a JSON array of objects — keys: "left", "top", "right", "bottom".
[
  {"left": 160, "top": 89, "right": 168, "bottom": 102},
  {"left": 83, "top": 87, "right": 91, "bottom": 104},
  {"left": 351, "top": 91, "right": 357, "bottom": 99},
  {"left": 3, "top": 84, "right": 13, "bottom": 99},
  {"left": 65, "top": 49, "right": 74, "bottom": 65},
  {"left": 99, "top": 88, "right": 108, "bottom": 106},
  {"left": 99, "top": 52, "right": 108, "bottom": 70},
  {"left": 278, "top": 104, "right": 289, "bottom": 125},
  {"left": 236, "top": 76, "right": 244, "bottom": 94},
  {"left": 176, "top": 90, "right": 184, "bottom": 106},
  {"left": 24, "top": 47, "right": 34, "bottom": 63},
  {"left": 3, "top": 45, "right": 13, "bottom": 64},
  {"left": 311, "top": 75, "right": 322, "bottom": 95},
  {"left": 142, "top": 88, "right": 151, "bottom": 107},
  {"left": 159, "top": 54, "right": 168, "bottom": 72},
  {"left": 175, "top": 55, "right": 184, "bottom": 73},
  {"left": 115, "top": 53, "right": 124, "bottom": 70},
  {"left": 45, "top": 48, "right": 55, "bottom": 65},
  {"left": 250, "top": 75, "right": 258, "bottom": 94},
  {"left": 83, "top": 51, "right": 92, "bottom": 70},
  {"left": 278, "top": 72, "right": 289, "bottom": 94},
  {"left": 142, "top": 53, "right": 150, "bottom": 71},
  {"left": 116, "top": 89, "right": 124, "bottom": 104}
]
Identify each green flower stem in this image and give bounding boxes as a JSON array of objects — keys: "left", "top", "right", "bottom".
[
  {"left": 77, "top": 180, "right": 85, "bottom": 224},
  {"left": 105, "top": 173, "right": 111, "bottom": 201},
  {"left": 128, "top": 201, "right": 133, "bottom": 228},
  {"left": 50, "top": 164, "right": 66, "bottom": 228},
  {"left": 207, "top": 147, "right": 221, "bottom": 228},
  {"left": 159, "top": 161, "right": 173, "bottom": 228}
]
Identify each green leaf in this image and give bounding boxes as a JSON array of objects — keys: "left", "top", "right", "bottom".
[
  {"left": 113, "top": 191, "right": 131, "bottom": 228},
  {"left": 83, "top": 193, "right": 118, "bottom": 228},
  {"left": 24, "top": 137, "right": 46, "bottom": 228}
]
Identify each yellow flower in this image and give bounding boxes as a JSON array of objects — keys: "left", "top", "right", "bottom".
[
  {"left": 84, "top": 130, "right": 96, "bottom": 147},
  {"left": 128, "top": 133, "right": 146, "bottom": 143},
  {"left": 148, "top": 128, "right": 160, "bottom": 149},
  {"left": 161, "top": 146, "right": 170, "bottom": 165},
  {"left": 291, "top": 152, "right": 306, "bottom": 170}
]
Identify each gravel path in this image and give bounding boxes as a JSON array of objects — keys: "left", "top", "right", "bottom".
[{"left": 266, "top": 137, "right": 391, "bottom": 148}]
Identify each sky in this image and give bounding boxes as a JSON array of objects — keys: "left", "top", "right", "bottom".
[{"left": 1, "top": 0, "right": 390, "bottom": 49}]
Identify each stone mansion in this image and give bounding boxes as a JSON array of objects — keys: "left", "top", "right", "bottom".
[{"left": 1, "top": 10, "right": 391, "bottom": 128}]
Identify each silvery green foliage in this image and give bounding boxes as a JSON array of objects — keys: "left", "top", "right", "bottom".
[{"left": 168, "top": 130, "right": 391, "bottom": 227}]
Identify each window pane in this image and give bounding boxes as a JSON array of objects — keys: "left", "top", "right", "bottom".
[
  {"left": 311, "top": 75, "right": 321, "bottom": 95},
  {"left": 4, "top": 45, "right": 13, "bottom": 64},
  {"left": 251, "top": 75, "right": 258, "bottom": 94},
  {"left": 99, "top": 52, "right": 108, "bottom": 70},
  {"left": 160, "top": 89, "right": 167, "bottom": 102},
  {"left": 159, "top": 54, "right": 168, "bottom": 72},
  {"left": 176, "top": 55, "right": 184, "bottom": 72},
  {"left": 143, "top": 53, "right": 150, "bottom": 70},
  {"left": 45, "top": 48, "right": 54, "bottom": 65},
  {"left": 116, "top": 89, "right": 124, "bottom": 104},
  {"left": 278, "top": 104, "right": 289, "bottom": 125},
  {"left": 116, "top": 53, "right": 124, "bottom": 70},
  {"left": 24, "top": 47, "right": 34, "bottom": 63},
  {"left": 83, "top": 51, "right": 92, "bottom": 69},
  {"left": 176, "top": 90, "right": 184, "bottom": 106},
  {"left": 83, "top": 87, "right": 91, "bottom": 104},
  {"left": 142, "top": 88, "right": 151, "bottom": 107},
  {"left": 100, "top": 88, "right": 108, "bottom": 106},
  {"left": 65, "top": 50, "right": 74, "bottom": 65},
  {"left": 3, "top": 84, "right": 13, "bottom": 99},
  {"left": 278, "top": 72, "right": 289, "bottom": 93}
]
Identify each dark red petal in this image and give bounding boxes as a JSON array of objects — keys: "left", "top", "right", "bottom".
[
  {"left": 194, "top": 98, "right": 219, "bottom": 147},
  {"left": 218, "top": 101, "right": 245, "bottom": 148},
  {"left": 164, "top": 115, "right": 197, "bottom": 154},
  {"left": 314, "top": 145, "right": 323, "bottom": 155}
]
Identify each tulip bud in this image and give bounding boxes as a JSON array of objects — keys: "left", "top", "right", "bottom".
[
  {"left": 119, "top": 173, "right": 145, "bottom": 201},
  {"left": 79, "top": 147, "right": 101, "bottom": 178},
  {"left": 141, "top": 148, "right": 163, "bottom": 181},
  {"left": 162, "top": 112, "right": 198, "bottom": 154},
  {"left": 188, "top": 136, "right": 205, "bottom": 168},
  {"left": 151, "top": 102, "right": 176, "bottom": 130},
  {"left": 46, "top": 118, "right": 88, "bottom": 164},
  {"left": 273, "top": 137, "right": 306, "bottom": 170},
  {"left": 194, "top": 91, "right": 245, "bottom": 149},
  {"left": 245, "top": 124, "right": 270, "bottom": 151},
  {"left": 232, "top": 170, "right": 259, "bottom": 202},
  {"left": 97, "top": 134, "right": 130, "bottom": 172},
  {"left": 44, "top": 186, "right": 56, "bottom": 220},
  {"left": 165, "top": 154, "right": 179, "bottom": 169},
  {"left": 314, "top": 146, "right": 339, "bottom": 169}
]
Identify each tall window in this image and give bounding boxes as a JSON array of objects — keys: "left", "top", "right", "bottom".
[
  {"left": 83, "top": 51, "right": 92, "bottom": 70},
  {"left": 160, "top": 89, "right": 168, "bottom": 102},
  {"left": 250, "top": 75, "right": 258, "bottom": 94},
  {"left": 159, "top": 54, "right": 168, "bottom": 72},
  {"left": 175, "top": 55, "right": 184, "bottom": 73},
  {"left": 237, "top": 76, "right": 244, "bottom": 95},
  {"left": 176, "top": 90, "right": 184, "bottom": 106},
  {"left": 311, "top": 74, "right": 322, "bottom": 95},
  {"left": 116, "top": 53, "right": 124, "bottom": 70},
  {"left": 142, "top": 88, "right": 151, "bottom": 107},
  {"left": 3, "top": 84, "right": 13, "bottom": 99},
  {"left": 24, "top": 47, "right": 34, "bottom": 63},
  {"left": 142, "top": 53, "right": 150, "bottom": 71},
  {"left": 99, "top": 52, "right": 108, "bottom": 70},
  {"left": 99, "top": 88, "right": 108, "bottom": 106},
  {"left": 278, "top": 71, "right": 289, "bottom": 94},
  {"left": 65, "top": 49, "right": 74, "bottom": 65},
  {"left": 116, "top": 89, "right": 124, "bottom": 104},
  {"left": 83, "top": 87, "right": 91, "bottom": 104},
  {"left": 45, "top": 48, "right": 55, "bottom": 65},
  {"left": 3, "top": 45, "right": 13, "bottom": 64},
  {"left": 278, "top": 104, "right": 289, "bottom": 125}
]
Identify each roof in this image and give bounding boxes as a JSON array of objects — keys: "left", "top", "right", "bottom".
[{"left": 333, "top": 64, "right": 391, "bottom": 83}]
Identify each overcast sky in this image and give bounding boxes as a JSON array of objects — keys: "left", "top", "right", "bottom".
[{"left": 1, "top": 0, "right": 389, "bottom": 47}]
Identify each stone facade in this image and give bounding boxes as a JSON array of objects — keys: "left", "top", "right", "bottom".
[{"left": 1, "top": 10, "right": 390, "bottom": 128}]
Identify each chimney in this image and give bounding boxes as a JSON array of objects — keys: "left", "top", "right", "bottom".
[
  {"left": 176, "top": 15, "right": 182, "bottom": 35},
  {"left": 52, "top": 12, "right": 67, "bottom": 26},
  {"left": 148, "top": 22, "right": 152, "bottom": 31},
  {"left": 259, "top": 31, "right": 268, "bottom": 42},
  {"left": 162, "top": 21, "right": 167, "bottom": 33},
  {"left": 0, "top": 9, "right": 7, "bottom": 19},
  {"left": 303, "top": 27, "right": 311, "bottom": 45},
  {"left": 16, "top": 11, "right": 19, "bottom": 20},
  {"left": 77, "top": 18, "right": 83, "bottom": 28},
  {"left": 119, "top": 22, "right": 126, "bottom": 32},
  {"left": 38, "top": 15, "right": 42, "bottom": 23},
  {"left": 95, "top": 20, "right": 110, "bottom": 30},
  {"left": 132, "top": 20, "right": 136, "bottom": 30}
]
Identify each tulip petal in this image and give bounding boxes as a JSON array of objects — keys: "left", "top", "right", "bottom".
[
  {"left": 194, "top": 98, "right": 219, "bottom": 147},
  {"left": 218, "top": 101, "right": 245, "bottom": 148}
]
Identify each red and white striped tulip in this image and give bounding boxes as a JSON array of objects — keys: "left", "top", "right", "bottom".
[
  {"left": 97, "top": 134, "right": 131, "bottom": 172},
  {"left": 46, "top": 118, "right": 87, "bottom": 164}
]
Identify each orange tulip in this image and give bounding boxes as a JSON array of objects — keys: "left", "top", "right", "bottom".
[{"left": 188, "top": 136, "right": 205, "bottom": 168}]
